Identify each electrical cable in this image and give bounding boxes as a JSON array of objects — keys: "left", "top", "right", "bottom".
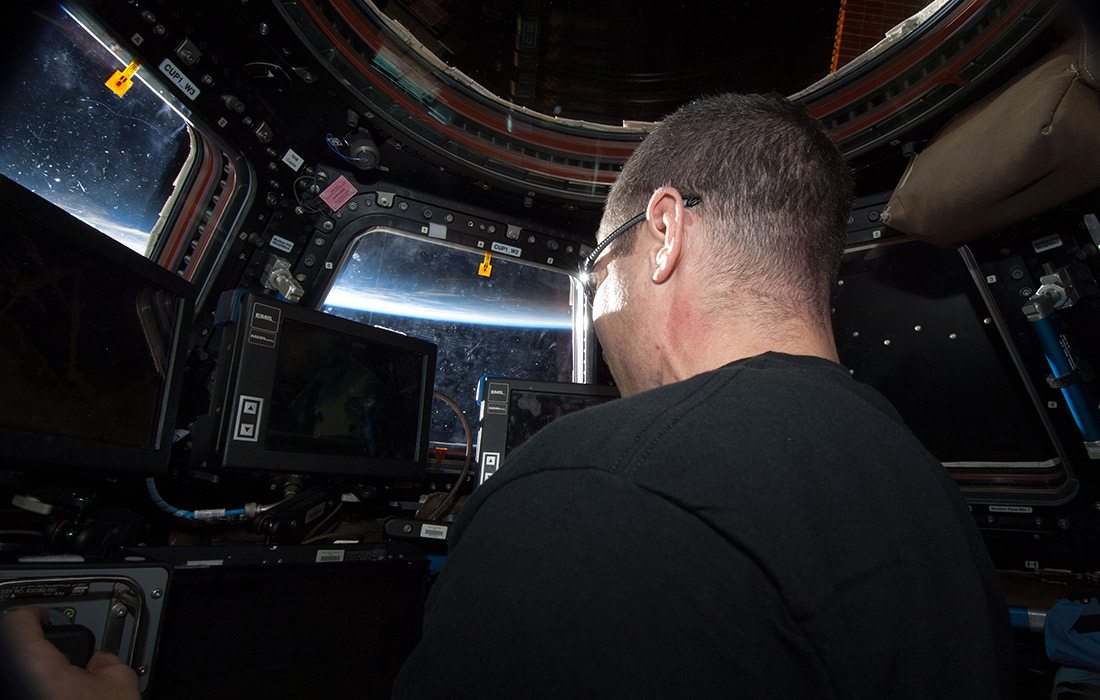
[
  {"left": 423, "top": 390, "right": 474, "bottom": 521},
  {"left": 324, "top": 132, "right": 376, "bottom": 167},
  {"left": 292, "top": 173, "right": 325, "bottom": 214},
  {"left": 145, "top": 479, "right": 249, "bottom": 521}
]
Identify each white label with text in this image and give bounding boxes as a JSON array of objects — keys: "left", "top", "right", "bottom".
[
  {"left": 988, "top": 505, "right": 1033, "bottom": 514},
  {"left": 158, "top": 59, "right": 200, "bottom": 100},
  {"left": 490, "top": 242, "right": 522, "bottom": 257},
  {"left": 420, "top": 524, "right": 449, "bottom": 540}
]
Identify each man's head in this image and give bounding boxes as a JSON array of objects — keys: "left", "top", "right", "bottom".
[{"left": 588, "top": 93, "right": 853, "bottom": 394}]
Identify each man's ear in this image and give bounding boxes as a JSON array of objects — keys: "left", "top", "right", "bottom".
[{"left": 645, "top": 186, "right": 687, "bottom": 284}]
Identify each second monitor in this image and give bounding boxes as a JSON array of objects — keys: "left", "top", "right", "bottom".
[{"left": 476, "top": 378, "right": 619, "bottom": 485}]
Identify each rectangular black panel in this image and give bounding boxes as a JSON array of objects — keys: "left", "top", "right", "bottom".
[{"left": 0, "top": 176, "right": 193, "bottom": 473}]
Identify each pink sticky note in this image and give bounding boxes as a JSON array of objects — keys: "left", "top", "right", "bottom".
[{"left": 319, "top": 175, "right": 357, "bottom": 211}]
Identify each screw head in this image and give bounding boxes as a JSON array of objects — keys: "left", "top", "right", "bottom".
[{"left": 151, "top": 589, "right": 163, "bottom": 599}]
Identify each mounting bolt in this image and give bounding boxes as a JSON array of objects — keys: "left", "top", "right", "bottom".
[
  {"left": 151, "top": 589, "right": 163, "bottom": 599},
  {"left": 138, "top": 666, "right": 148, "bottom": 676},
  {"left": 111, "top": 604, "right": 127, "bottom": 619}
]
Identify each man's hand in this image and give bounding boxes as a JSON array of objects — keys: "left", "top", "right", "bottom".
[{"left": 0, "top": 607, "right": 141, "bottom": 700}]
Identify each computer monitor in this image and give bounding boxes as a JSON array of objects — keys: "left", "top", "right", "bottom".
[
  {"left": 0, "top": 176, "right": 194, "bottom": 474},
  {"left": 475, "top": 377, "right": 619, "bottom": 484},
  {"left": 199, "top": 292, "right": 437, "bottom": 479}
]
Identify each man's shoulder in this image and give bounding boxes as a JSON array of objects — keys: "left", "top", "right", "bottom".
[
  {"left": 456, "top": 353, "right": 890, "bottom": 530},
  {"left": 483, "top": 352, "right": 907, "bottom": 482},
  {"left": 509, "top": 353, "right": 909, "bottom": 472}
]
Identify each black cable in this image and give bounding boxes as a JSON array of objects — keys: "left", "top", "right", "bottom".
[{"left": 292, "top": 173, "right": 325, "bottom": 214}]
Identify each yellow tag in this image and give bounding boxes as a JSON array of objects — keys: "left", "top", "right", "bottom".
[
  {"left": 478, "top": 252, "right": 493, "bottom": 278},
  {"left": 105, "top": 60, "right": 140, "bottom": 97}
]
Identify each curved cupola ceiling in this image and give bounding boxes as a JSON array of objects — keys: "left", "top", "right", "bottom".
[
  {"left": 285, "top": 0, "right": 1068, "bottom": 201},
  {"left": 372, "top": 0, "right": 845, "bottom": 125}
]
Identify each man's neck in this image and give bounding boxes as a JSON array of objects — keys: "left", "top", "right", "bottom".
[{"left": 655, "top": 310, "right": 840, "bottom": 389}]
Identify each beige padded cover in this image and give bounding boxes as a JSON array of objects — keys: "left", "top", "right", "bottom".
[{"left": 881, "top": 35, "right": 1100, "bottom": 245}]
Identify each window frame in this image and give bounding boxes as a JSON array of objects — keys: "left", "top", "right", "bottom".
[{"left": 317, "top": 225, "right": 597, "bottom": 385}]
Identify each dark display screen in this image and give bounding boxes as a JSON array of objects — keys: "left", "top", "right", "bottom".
[
  {"left": 0, "top": 229, "right": 182, "bottom": 449},
  {"left": 505, "top": 390, "right": 616, "bottom": 453},
  {"left": 265, "top": 318, "right": 428, "bottom": 459}
]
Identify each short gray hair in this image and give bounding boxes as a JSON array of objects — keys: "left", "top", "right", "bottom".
[{"left": 604, "top": 93, "right": 853, "bottom": 324}]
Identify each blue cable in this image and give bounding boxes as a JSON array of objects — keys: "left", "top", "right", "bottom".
[
  {"left": 1009, "top": 605, "right": 1047, "bottom": 633},
  {"left": 1009, "top": 606, "right": 1031, "bottom": 630},
  {"left": 145, "top": 479, "right": 248, "bottom": 521},
  {"left": 325, "top": 132, "right": 373, "bottom": 165},
  {"left": 1033, "top": 316, "right": 1100, "bottom": 442}
]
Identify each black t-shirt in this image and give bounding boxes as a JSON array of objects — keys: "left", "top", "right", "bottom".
[{"left": 394, "top": 353, "right": 1014, "bottom": 698}]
